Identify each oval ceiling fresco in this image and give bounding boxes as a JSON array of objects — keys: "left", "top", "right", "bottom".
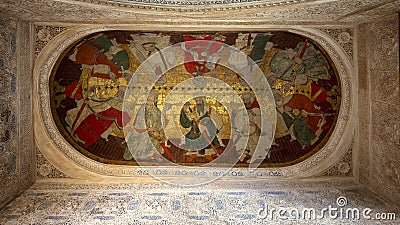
[{"left": 50, "top": 31, "right": 340, "bottom": 167}]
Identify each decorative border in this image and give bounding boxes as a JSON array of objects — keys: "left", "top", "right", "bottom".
[
  {"left": 320, "top": 28, "right": 353, "bottom": 61},
  {"left": 0, "top": 20, "right": 35, "bottom": 208},
  {"left": 17, "top": 21, "right": 35, "bottom": 190},
  {"left": 7, "top": 179, "right": 395, "bottom": 225},
  {"left": 77, "top": 0, "right": 312, "bottom": 9},
  {"left": 34, "top": 25, "right": 355, "bottom": 180},
  {"left": 85, "top": 0, "right": 302, "bottom": 6}
]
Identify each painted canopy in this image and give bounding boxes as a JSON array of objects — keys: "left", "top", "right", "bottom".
[{"left": 50, "top": 31, "right": 340, "bottom": 167}]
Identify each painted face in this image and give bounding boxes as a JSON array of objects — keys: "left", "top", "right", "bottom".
[
  {"left": 273, "top": 89, "right": 284, "bottom": 107},
  {"left": 195, "top": 97, "right": 204, "bottom": 105},
  {"left": 146, "top": 90, "right": 159, "bottom": 106},
  {"left": 242, "top": 94, "right": 253, "bottom": 108},
  {"left": 285, "top": 48, "right": 297, "bottom": 59}
]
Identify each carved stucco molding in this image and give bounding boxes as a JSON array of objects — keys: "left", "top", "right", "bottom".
[
  {"left": 2, "top": 0, "right": 399, "bottom": 25},
  {"left": 17, "top": 21, "right": 36, "bottom": 190},
  {"left": 35, "top": 26, "right": 68, "bottom": 58},
  {"left": 319, "top": 145, "right": 352, "bottom": 177},
  {"left": 79, "top": 0, "right": 299, "bottom": 6},
  {"left": 320, "top": 28, "right": 353, "bottom": 61},
  {"left": 47, "top": 0, "right": 316, "bottom": 14},
  {"left": 0, "top": 19, "right": 35, "bottom": 207},
  {"left": 34, "top": 24, "right": 355, "bottom": 181},
  {"left": 283, "top": 28, "right": 355, "bottom": 178}
]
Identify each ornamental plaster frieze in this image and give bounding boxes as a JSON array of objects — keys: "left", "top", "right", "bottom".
[
  {"left": 319, "top": 28, "right": 353, "bottom": 61},
  {"left": 33, "top": 25, "right": 355, "bottom": 62},
  {"left": 2, "top": 0, "right": 399, "bottom": 24},
  {"left": 319, "top": 146, "right": 352, "bottom": 177},
  {"left": 0, "top": 19, "right": 35, "bottom": 208}
]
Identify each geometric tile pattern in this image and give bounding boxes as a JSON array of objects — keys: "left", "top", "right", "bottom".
[
  {"left": 0, "top": 18, "right": 35, "bottom": 208},
  {"left": 0, "top": 180, "right": 398, "bottom": 224}
]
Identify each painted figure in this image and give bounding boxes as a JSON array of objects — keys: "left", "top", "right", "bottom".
[
  {"left": 272, "top": 73, "right": 339, "bottom": 110},
  {"left": 272, "top": 89, "right": 290, "bottom": 141},
  {"left": 270, "top": 71, "right": 333, "bottom": 149},
  {"left": 124, "top": 89, "right": 171, "bottom": 162},
  {"left": 64, "top": 33, "right": 132, "bottom": 147},
  {"left": 179, "top": 97, "right": 224, "bottom": 162},
  {"left": 129, "top": 33, "right": 174, "bottom": 85},
  {"left": 275, "top": 90, "right": 330, "bottom": 149},
  {"left": 181, "top": 34, "right": 225, "bottom": 76},
  {"left": 270, "top": 41, "right": 331, "bottom": 82},
  {"left": 232, "top": 93, "right": 272, "bottom": 163}
]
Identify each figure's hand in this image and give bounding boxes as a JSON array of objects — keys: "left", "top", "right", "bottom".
[
  {"left": 147, "top": 127, "right": 156, "bottom": 132},
  {"left": 284, "top": 105, "right": 292, "bottom": 112},
  {"left": 314, "top": 104, "right": 321, "bottom": 110},
  {"left": 301, "top": 110, "right": 309, "bottom": 117},
  {"left": 284, "top": 83, "right": 293, "bottom": 92},
  {"left": 293, "top": 57, "right": 302, "bottom": 65},
  {"left": 317, "top": 117, "right": 326, "bottom": 128}
]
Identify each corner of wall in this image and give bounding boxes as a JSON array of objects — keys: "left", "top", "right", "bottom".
[
  {"left": 0, "top": 19, "right": 35, "bottom": 209},
  {"left": 356, "top": 13, "right": 400, "bottom": 205}
]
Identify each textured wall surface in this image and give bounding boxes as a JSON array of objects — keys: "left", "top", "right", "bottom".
[
  {"left": 357, "top": 14, "right": 400, "bottom": 204},
  {"left": 0, "top": 0, "right": 399, "bottom": 24},
  {"left": 0, "top": 18, "right": 35, "bottom": 208},
  {"left": 0, "top": 180, "right": 399, "bottom": 224}
]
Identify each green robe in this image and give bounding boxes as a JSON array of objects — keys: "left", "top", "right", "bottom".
[
  {"left": 281, "top": 111, "right": 315, "bottom": 148},
  {"left": 180, "top": 109, "right": 220, "bottom": 155},
  {"left": 269, "top": 42, "right": 330, "bottom": 81}
]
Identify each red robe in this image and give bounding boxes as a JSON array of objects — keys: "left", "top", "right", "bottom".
[
  {"left": 183, "top": 35, "right": 224, "bottom": 75},
  {"left": 73, "top": 107, "right": 131, "bottom": 147},
  {"left": 310, "top": 83, "right": 328, "bottom": 103},
  {"left": 69, "top": 37, "right": 122, "bottom": 80},
  {"left": 64, "top": 82, "right": 131, "bottom": 147},
  {"left": 285, "top": 94, "right": 329, "bottom": 133}
]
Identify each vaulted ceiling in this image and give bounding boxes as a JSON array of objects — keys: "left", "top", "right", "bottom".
[{"left": 1, "top": 0, "right": 399, "bottom": 24}]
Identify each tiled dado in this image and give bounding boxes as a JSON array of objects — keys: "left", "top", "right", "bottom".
[{"left": 0, "top": 180, "right": 399, "bottom": 224}]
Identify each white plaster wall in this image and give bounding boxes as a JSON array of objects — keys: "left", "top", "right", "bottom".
[{"left": 357, "top": 14, "right": 400, "bottom": 204}]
